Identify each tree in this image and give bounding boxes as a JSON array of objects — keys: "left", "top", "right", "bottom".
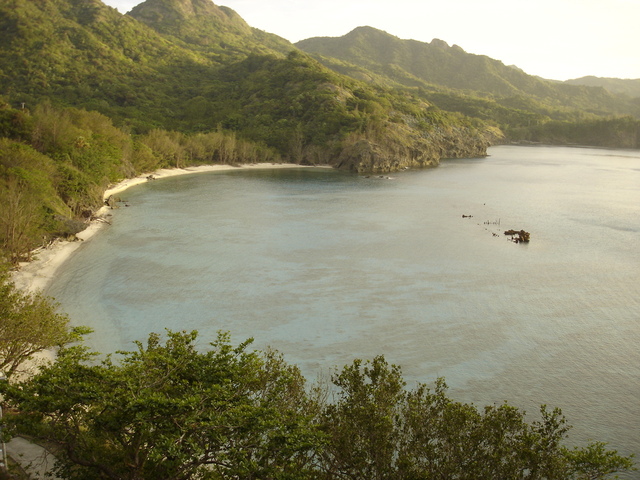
[
  {"left": 0, "top": 177, "right": 42, "bottom": 263},
  {"left": 0, "top": 342, "right": 634, "bottom": 480},
  {"left": 317, "top": 356, "right": 636, "bottom": 480},
  {"left": 1, "top": 330, "right": 323, "bottom": 480},
  {"left": 319, "top": 356, "right": 405, "bottom": 480},
  {"left": 0, "top": 273, "right": 84, "bottom": 379},
  {"left": 563, "top": 442, "right": 636, "bottom": 480}
]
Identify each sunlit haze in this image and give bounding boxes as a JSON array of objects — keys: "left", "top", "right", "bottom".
[{"left": 104, "top": 0, "right": 639, "bottom": 81}]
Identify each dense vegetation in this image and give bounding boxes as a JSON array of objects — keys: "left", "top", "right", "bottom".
[
  {"left": 296, "top": 27, "right": 640, "bottom": 147},
  {"left": 0, "top": 0, "right": 490, "bottom": 151},
  {"left": 0, "top": 329, "right": 635, "bottom": 479},
  {"left": 565, "top": 76, "right": 640, "bottom": 99},
  {"left": 0, "top": 270, "right": 88, "bottom": 380},
  {"left": 0, "top": 100, "right": 282, "bottom": 263}
]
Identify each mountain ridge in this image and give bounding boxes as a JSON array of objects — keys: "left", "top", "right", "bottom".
[
  {"left": 295, "top": 25, "right": 639, "bottom": 147},
  {"left": 128, "top": 0, "right": 292, "bottom": 54},
  {"left": 295, "top": 26, "right": 636, "bottom": 115},
  {"left": 564, "top": 76, "right": 640, "bottom": 98}
]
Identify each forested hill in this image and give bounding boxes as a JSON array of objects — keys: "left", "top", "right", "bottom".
[
  {"left": 1, "top": 0, "right": 637, "bottom": 150},
  {"left": 0, "top": 0, "right": 213, "bottom": 129},
  {"left": 295, "top": 26, "right": 637, "bottom": 115},
  {"left": 0, "top": 0, "right": 493, "bottom": 157},
  {"left": 128, "top": 0, "right": 292, "bottom": 54},
  {"left": 296, "top": 26, "right": 556, "bottom": 98},
  {"left": 0, "top": 0, "right": 638, "bottom": 264},
  {"left": 296, "top": 27, "right": 640, "bottom": 147},
  {"left": 1, "top": 0, "right": 493, "bottom": 263}
]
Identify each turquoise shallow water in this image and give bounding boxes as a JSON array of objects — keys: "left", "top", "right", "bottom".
[{"left": 47, "top": 145, "right": 640, "bottom": 468}]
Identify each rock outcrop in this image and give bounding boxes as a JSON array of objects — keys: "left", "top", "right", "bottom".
[
  {"left": 504, "top": 229, "right": 530, "bottom": 243},
  {"left": 334, "top": 126, "right": 489, "bottom": 173}
]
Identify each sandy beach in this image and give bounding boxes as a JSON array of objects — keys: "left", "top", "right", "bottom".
[{"left": 11, "top": 163, "right": 322, "bottom": 294}]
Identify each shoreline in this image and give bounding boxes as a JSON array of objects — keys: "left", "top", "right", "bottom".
[{"left": 11, "top": 163, "right": 326, "bottom": 294}]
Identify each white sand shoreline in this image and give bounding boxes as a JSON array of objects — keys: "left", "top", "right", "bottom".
[{"left": 11, "top": 163, "right": 327, "bottom": 294}]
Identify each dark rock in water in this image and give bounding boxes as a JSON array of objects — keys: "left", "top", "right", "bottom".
[{"left": 504, "top": 229, "right": 530, "bottom": 243}]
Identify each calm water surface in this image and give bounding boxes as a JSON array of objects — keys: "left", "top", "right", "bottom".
[{"left": 48, "top": 145, "right": 640, "bottom": 466}]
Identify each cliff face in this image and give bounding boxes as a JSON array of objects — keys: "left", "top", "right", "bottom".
[
  {"left": 335, "top": 125, "right": 489, "bottom": 173},
  {"left": 336, "top": 139, "right": 438, "bottom": 173}
]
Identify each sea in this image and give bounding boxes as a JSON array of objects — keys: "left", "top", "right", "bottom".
[{"left": 46, "top": 145, "right": 640, "bottom": 469}]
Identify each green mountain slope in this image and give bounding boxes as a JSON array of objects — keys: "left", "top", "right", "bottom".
[
  {"left": 564, "top": 76, "right": 640, "bottom": 99},
  {"left": 0, "top": 0, "right": 490, "bottom": 161},
  {"left": 128, "top": 0, "right": 292, "bottom": 56},
  {"left": 297, "top": 27, "right": 550, "bottom": 97},
  {"left": 1, "top": 0, "right": 499, "bottom": 262},
  {"left": 295, "top": 26, "right": 640, "bottom": 147},
  {"left": 0, "top": 0, "right": 223, "bottom": 130}
]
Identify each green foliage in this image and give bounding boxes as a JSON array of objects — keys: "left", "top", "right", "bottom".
[
  {"left": 0, "top": 334, "right": 634, "bottom": 479},
  {"left": 129, "top": 0, "right": 291, "bottom": 56},
  {"left": 320, "top": 356, "right": 405, "bottom": 479},
  {"left": 0, "top": 272, "right": 88, "bottom": 379},
  {"left": 2, "top": 330, "right": 322, "bottom": 480},
  {"left": 318, "top": 357, "right": 598, "bottom": 480},
  {"left": 295, "top": 26, "right": 640, "bottom": 145},
  {"left": 0, "top": 100, "right": 283, "bottom": 263},
  {"left": 509, "top": 116, "right": 640, "bottom": 148},
  {"left": 0, "top": 137, "right": 72, "bottom": 261},
  {"left": 0, "top": 101, "right": 135, "bottom": 261},
  {"left": 2, "top": 0, "right": 638, "bottom": 152},
  {"left": 563, "top": 441, "right": 637, "bottom": 480},
  {"left": 0, "top": 0, "right": 492, "bottom": 152}
]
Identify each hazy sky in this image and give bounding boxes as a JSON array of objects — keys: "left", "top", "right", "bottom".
[{"left": 102, "top": 0, "right": 640, "bottom": 81}]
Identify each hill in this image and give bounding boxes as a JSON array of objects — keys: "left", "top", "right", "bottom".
[
  {"left": 0, "top": 0, "right": 226, "bottom": 130},
  {"left": 295, "top": 27, "right": 635, "bottom": 111},
  {"left": 297, "top": 27, "right": 555, "bottom": 98},
  {"left": 296, "top": 27, "right": 640, "bottom": 147},
  {"left": 564, "top": 76, "right": 640, "bottom": 98},
  {"left": 128, "top": 0, "right": 292, "bottom": 55},
  {"left": 0, "top": 0, "right": 489, "bottom": 156},
  {"left": 1, "top": 0, "right": 638, "bottom": 264}
]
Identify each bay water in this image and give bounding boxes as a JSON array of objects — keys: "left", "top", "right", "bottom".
[{"left": 47, "top": 145, "right": 640, "bottom": 466}]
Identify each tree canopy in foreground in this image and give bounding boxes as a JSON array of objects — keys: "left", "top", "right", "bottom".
[
  {"left": 0, "top": 272, "right": 88, "bottom": 380},
  {"left": 0, "top": 330, "right": 635, "bottom": 480}
]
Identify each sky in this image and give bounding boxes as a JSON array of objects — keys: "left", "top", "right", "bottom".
[{"left": 102, "top": 0, "right": 640, "bottom": 81}]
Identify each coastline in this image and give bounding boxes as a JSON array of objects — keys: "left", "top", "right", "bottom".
[{"left": 11, "top": 163, "right": 324, "bottom": 294}]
